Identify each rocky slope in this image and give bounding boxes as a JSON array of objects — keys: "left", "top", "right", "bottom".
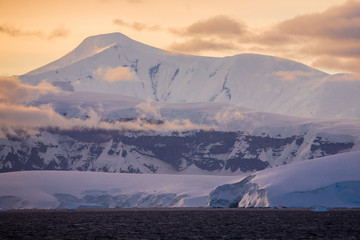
[{"left": 1, "top": 126, "right": 357, "bottom": 175}]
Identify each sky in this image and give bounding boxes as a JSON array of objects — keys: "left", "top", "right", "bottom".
[{"left": 0, "top": 0, "right": 359, "bottom": 75}]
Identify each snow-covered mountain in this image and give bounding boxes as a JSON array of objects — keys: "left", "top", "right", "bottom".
[
  {"left": 0, "top": 151, "right": 359, "bottom": 210},
  {"left": 209, "top": 151, "right": 360, "bottom": 208},
  {"left": 1, "top": 92, "right": 359, "bottom": 175},
  {"left": 2, "top": 32, "right": 360, "bottom": 209},
  {"left": 21, "top": 32, "right": 360, "bottom": 118}
]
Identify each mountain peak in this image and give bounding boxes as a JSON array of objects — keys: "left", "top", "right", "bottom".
[
  {"left": 26, "top": 32, "right": 161, "bottom": 76},
  {"left": 21, "top": 32, "right": 360, "bottom": 118},
  {"left": 79, "top": 32, "right": 141, "bottom": 51}
]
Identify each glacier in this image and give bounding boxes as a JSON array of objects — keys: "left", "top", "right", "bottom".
[
  {"left": 0, "top": 171, "right": 240, "bottom": 210},
  {"left": 0, "top": 151, "right": 359, "bottom": 210},
  {"left": 208, "top": 151, "right": 360, "bottom": 208}
]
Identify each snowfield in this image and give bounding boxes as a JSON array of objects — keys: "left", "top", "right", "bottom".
[
  {"left": 209, "top": 151, "right": 360, "bottom": 209},
  {"left": 0, "top": 151, "right": 359, "bottom": 210},
  {"left": 0, "top": 171, "right": 241, "bottom": 209}
]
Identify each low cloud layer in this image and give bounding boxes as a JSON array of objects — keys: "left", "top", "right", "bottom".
[
  {"left": 0, "top": 76, "right": 58, "bottom": 104},
  {"left": 0, "top": 76, "right": 211, "bottom": 138},
  {"left": 94, "top": 66, "right": 136, "bottom": 82},
  {"left": 135, "top": 100, "right": 161, "bottom": 119},
  {"left": 0, "top": 76, "right": 67, "bottom": 130},
  {"left": 213, "top": 105, "right": 244, "bottom": 126}
]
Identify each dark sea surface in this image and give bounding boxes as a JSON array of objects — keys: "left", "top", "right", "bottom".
[{"left": 0, "top": 208, "right": 359, "bottom": 239}]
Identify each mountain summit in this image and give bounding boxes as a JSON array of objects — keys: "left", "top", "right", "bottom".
[
  {"left": 21, "top": 32, "right": 360, "bottom": 118},
  {"left": 3, "top": 33, "right": 360, "bottom": 210}
]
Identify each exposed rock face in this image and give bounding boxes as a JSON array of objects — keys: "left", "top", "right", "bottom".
[{"left": 0, "top": 128, "right": 355, "bottom": 175}]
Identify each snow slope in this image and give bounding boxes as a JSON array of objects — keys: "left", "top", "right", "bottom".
[
  {"left": 31, "top": 91, "right": 360, "bottom": 140},
  {"left": 209, "top": 151, "right": 360, "bottom": 208},
  {"left": 0, "top": 152, "right": 359, "bottom": 210},
  {"left": 0, "top": 171, "right": 240, "bottom": 210},
  {"left": 21, "top": 32, "right": 360, "bottom": 118}
]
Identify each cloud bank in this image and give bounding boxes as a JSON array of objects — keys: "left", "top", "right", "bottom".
[
  {"left": 0, "top": 76, "right": 58, "bottom": 105},
  {"left": 0, "top": 77, "right": 210, "bottom": 138},
  {"left": 171, "top": 15, "right": 247, "bottom": 38},
  {"left": 166, "top": 1, "right": 360, "bottom": 74}
]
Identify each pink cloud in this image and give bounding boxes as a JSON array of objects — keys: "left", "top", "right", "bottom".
[
  {"left": 169, "top": 38, "right": 237, "bottom": 53},
  {"left": 0, "top": 76, "right": 58, "bottom": 104},
  {"left": 171, "top": 15, "right": 247, "bottom": 38},
  {"left": 113, "top": 19, "right": 161, "bottom": 31},
  {"left": 94, "top": 66, "right": 136, "bottom": 82},
  {"left": 167, "top": 1, "right": 360, "bottom": 74},
  {"left": 0, "top": 76, "right": 209, "bottom": 135},
  {"left": 275, "top": 71, "right": 318, "bottom": 81}
]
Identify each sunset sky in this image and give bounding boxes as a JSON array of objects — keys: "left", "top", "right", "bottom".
[{"left": 1, "top": 0, "right": 359, "bottom": 76}]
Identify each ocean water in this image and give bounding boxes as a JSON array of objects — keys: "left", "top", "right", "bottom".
[{"left": 0, "top": 208, "right": 359, "bottom": 239}]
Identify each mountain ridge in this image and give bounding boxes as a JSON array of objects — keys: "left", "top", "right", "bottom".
[
  {"left": 25, "top": 33, "right": 164, "bottom": 76},
  {"left": 20, "top": 32, "right": 360, "bottom": 118}
]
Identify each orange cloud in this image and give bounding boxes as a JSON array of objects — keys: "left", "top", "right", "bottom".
[
  {"left": 113, "top": 19, "right": 161, "bottom": 31},
  {"left": 0, "top": 25, "right": 41, "bottom": 38},
  {"left": 47, "top": 26, "right": 70, "bottom": 40},
  {"left": 275, "top": 0, "right": 360, "bottom": 40},
  {"left": 0, "top": 24, "right": 70, "bottom": 40},
  {"left": 0, "top": 76, "right": 210, "bottom": 134},
  {"left": 214, "top": 106, "right": 243, "bottom": 125},
  {"left": 135, "top": 100, "right": 161, "bottom": 119},
  {"left": 166, "top": 1, "right": 360, "bottom": 74},
  {"left": 275, "top": 71, "right": 319, "bottom": 81},
  {"left": 0, "top": 76, "right": 58, "bottom": 104},
  {"left": 312, "top": 56, "right": 360, "bottom": 76},
  {"left": 169, "top": 38, "right": 237, "bottom": 53},
  {"left": 171, "top": 15, "right": 247, "bottom": 38},
  {"left": 253, "top": 1, "right": 360, "bottom": 73},
  {"left": 0, "top": 76, "right": 71, "bottom": 130},
  {"left": 167, "top": 15, "right": 247, "bottom": 53},
  {"left": 94, "top": 66, "right": 137, "bottom": 82}
]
